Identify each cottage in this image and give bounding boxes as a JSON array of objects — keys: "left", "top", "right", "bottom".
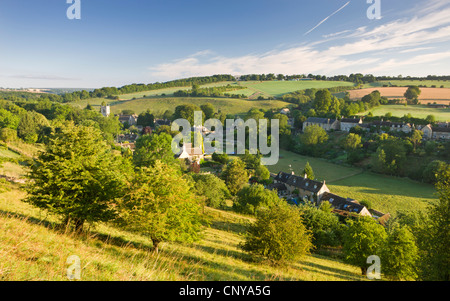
[
  {"left": 267, "top": 183, "right": 289, "bottom": 197},
  {"left": 420, "top": 124, "right": 433, "bottom": 139},
  {"left": 320, "top": 192, "right": 372, "bottom": 217},
  {"left": 118, "top": 114, "right": 138, "bottom": 126},
  {"left": 340, "top": 117, "right": 363, "bottom": 132},
  {"left": 432, "top": 126, "right": 450, "bottom": 140},
  {"left": 303, "top": 117, "right": 340, "bottom": 132},
  {"left": 371, "top": 120, "right": 412, "bottom": 133},
  {"left": 273, "top": 171, "right": 330, "bottom": 205},
  {"left": 100, "top": 104, "right": 110, "bottom": 117}
]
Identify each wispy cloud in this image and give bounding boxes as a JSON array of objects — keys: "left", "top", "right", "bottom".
[
  {"left": 304, "top": 1, "right": 351, "bottom": 36},
  {"left": 148, "top": 0, "right": 450, "bottom": 80}
]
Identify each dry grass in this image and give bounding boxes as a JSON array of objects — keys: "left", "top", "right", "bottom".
[{"left": 349, "top": 87, "right": 450, "bottom": 103}]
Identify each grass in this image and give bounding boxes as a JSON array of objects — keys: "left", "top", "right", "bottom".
[
  {"left": 232, "top": 80, "right": 355, "bottom": 98},
  {"left": 368, "top": 80, "right": 450, "bottom": 89},
  {"left": 361, "top": 104, "right": 450, "bottom": 121},
  {"left": 107, "top": 97, "right": 292, "bottom": 116},
  {"left": 0, "top": 177, "right": 366, "bottom": 281},
  {"left": 267, "top": 150, "right": 437, "bottom": 216}
]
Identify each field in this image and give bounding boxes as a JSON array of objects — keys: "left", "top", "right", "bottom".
[
  {"left": 102, "top": 97, "right": 292, "bottom": 117},
  {"left": 349, "top": 87, "right": 450, "bottom": 104},
  {"left": 232, "top": 80, "right": 355, "bottom": 98},
  {"left": 368, "top": 80, "right": 450, "bottom": 89},
  {"left": 361, "top": 104, "right": 450, "bottom": 121},
  {"left": 267, "top": 150, "right": 437, "bottom": 216}
]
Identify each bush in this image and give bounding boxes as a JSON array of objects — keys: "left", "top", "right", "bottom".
[{"left": 240, "top": 201, "right": 313, "bottom": 263}]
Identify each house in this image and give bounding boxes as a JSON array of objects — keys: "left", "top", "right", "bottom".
[
  {"left": 340, "top": 117, "right": 363, "bottom": 132},
  {"left": 177, "top": 143, "right": 204, "bottom": 162},
  {"left": 371, "top": 120, "right": 413, "bottom": 133},
  {"left": 303, "top": 117, "right": 340, "bottom": 132},
  {"left": 118, "top": 114, "right": 138, "bottom": 126},
  {"left": 432, "top": 126, "right": 450, "bottom": 140},
  {"left": 267, "top": 183, "right": 289, "bottom": 197},
  {"left": 280, "top": 108, "right": 290, "bottom": 115},
  {"left": 320, "top": 192, "right": 372, "bottom": 217},
  {"left": 154, "top": 119, "right": 171, "bottom": 127},
  {"left": 420, "top": 124, "right": 433, "bottom": 139},
  {"left": 273, "top": 171, "right": 330, "bottom": 205}
]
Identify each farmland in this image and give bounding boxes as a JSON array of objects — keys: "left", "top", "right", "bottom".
[
  {"left": 361, "top": 104, "right": 450, "bottom": 121},
  {"left": 349, "top": 87, "right": 450, "bottom": 104}
]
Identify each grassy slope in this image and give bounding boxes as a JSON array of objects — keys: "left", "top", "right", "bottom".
[
  {"left": 267, "top": 150, "right": 437, "bottom": 216},
  {"left": 0, "top": 179, "right": 365, "bottom": 281}
]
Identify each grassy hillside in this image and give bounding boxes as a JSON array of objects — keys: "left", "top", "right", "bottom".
[
  {"left": 267, "top": 150, "right": 437, "bottom": 216},
  {"left": 0, "top": 179, "right": 366, "bottom": 281},
  {"left": 107, "top": 97, "right": 292, "bottom": 116}
]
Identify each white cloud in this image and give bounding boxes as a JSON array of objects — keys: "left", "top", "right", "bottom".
[{"left": 148, "top": 1, "right": 450, "bottom": 81}]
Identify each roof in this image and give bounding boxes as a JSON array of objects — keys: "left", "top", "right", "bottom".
[
  {"left": 267, "top": 183, "right": 288, "bottom": 192},
  {"left": 274, "top": 171, "right": 326, "bottom": 193},
  {"left": 341, "top": 117, "right": 362, "bottom": 124},
  {"left": 305, "top": 117, "right": 338, "bottom": 125},
  {"left": 432, "top": 127, "right": 450, "bottom": 133},
  {"left": 321, "top": 192, "right": 367, "bottom": 214}
]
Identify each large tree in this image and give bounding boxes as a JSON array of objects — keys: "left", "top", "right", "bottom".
[
  {"left": 240, "top": 200, "right": 313, "bottom": 262},
  {"left": 404, "top": 86, "right": 421, "bottom": 103},
  {"left": 115, "top": 161, "right": 203, "bottom": 252},
  {"left": 233, "top": 184, "right": 279, "bottom": 215},
  {"left": 133, "top": 133, "right": 176, "bottom": 167},
  {"left": 25, "top": 123, "right": 130, "bottom": 231},
  {"left": 221, "top": 158, "right": 249, "bottom": 195},
  {"left": 342, "top": 217, "right": 387, "bottom": 275}
]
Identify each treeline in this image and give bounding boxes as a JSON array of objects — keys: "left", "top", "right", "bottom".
[{"left": 173, "top": 83, "right": 245, "bottom": 98}]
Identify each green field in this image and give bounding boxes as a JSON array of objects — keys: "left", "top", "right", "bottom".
[
  {"left": 361, "top": 104, "right": 450, "bottom": 121},
  {"left": 267, "top": 150, "right": 437, "bottom": 216},
  {"left": 233, "top": 80, "right": 355, "bottom": 98},
  {"left": 368, "top": 80, "right": 450, "bottom": 88},
  {"left": 107, "top": 97, "right": 292, "bottom": 116}
]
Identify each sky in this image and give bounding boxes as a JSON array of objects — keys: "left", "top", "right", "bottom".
[{"left": 1, "top": 0, "right": 450, "bottom": 88}]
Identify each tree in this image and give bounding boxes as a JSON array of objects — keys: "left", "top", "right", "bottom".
[
  {"left": 373, "top": 138, "right": 407, "bottom": 175},
  {"left": 418, "top": 167, "right": 450, "bottom": 280},
  {"left": 192, "top": 173, "right": 231, "bottom": 209},
  {"left": 212, "top": 152, "right": 229, "bottom": 164},
  {"left": 343, "top": 133, "right": 362, "bottom": 151},
  {"left": 381, "top": 224, "right": 419, "bottom": 280},
  {"left": 422, "top": 160, "right": 448, "bottom": 184},
  {"left": 300, "top": 125, "right": 328, "bottom": 146},
  {"left": 240, "top": 201, "right": 313, "bottom": 262},
  {"left": 404, "top": 86, "right": 421, "bottom": 103},
  {"left": 115, "top": 161, "right": 203, "bottom": 253},
  {"left": 298, "top": 203, "right": 344, "bottom": 249},
  {"left": 17, "top": 111, "right": 50, "bottom": 143},
  {"left": 254, "top": 164, "right": 270, "bottom": 182},
  {"left": 425, "top": 115, "right": 436, "bottom": 124},
  {"left": 133, "top": 133, "right": 175, "bottom": 167},
  {"left": 200, "top": 103, "right": 215, "bottom": 120},
  {"left": 137, "top": 109, "right": 155, "bottom": 127},
  {"left": 342, "top": 217, "right": 387, "bottom": 275},
  {"left": 0, "top": 128, "right": 18, "bottom": 142},
  {"left": 314, "top": 90, "right": 332, "bottom": 113},
  {"left": 0, "top": 107, "right": 21, "bottom": 129},
  {"left": 410, "top": 130, "right": 423, "bottom": 151},
  {"left": 221, "top": 158, "right": 249, "bottom": 195},
  {"left": 173, "top": 104, "right": 203, "bottom": 124},
  {"left": 302, "top": 162, "right": 315, "bottom": 180},
  {"left": 25, "top": 123, "right": 130, "bottom": 231},
  {"left": 234, "top": 184, "right": 279, "bottom": 215}
]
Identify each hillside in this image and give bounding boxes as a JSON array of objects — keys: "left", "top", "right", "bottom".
[{"left": 0, "top": 179, "right": 366, "bottom": 281}]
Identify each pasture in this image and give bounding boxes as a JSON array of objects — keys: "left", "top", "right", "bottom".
[
  {"left": 361, "top": 104, "right": 450, "bottom": 121},
  {"left": 267, "top": 150, "right": 437, "bottom": 216},
  {"left": 368, "top": 80, "right": 450, "bottom": 89},
  {"left": 233, "top": 80, "right": 355, "bottom": 98},
  {"left": 106, "top": 97, "right": 292, "bottom": 116}
]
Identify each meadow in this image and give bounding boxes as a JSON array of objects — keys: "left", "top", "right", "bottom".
[
  {"left": 368, "top": 80, "right": 450, "bottom": 89},
  {"left": 361, "top": 104, "right": 450, "bottom": 121},
  {"left": 349, "top": 87, "right": 450, "bottom": 105},
  {"left": 267, "top": 150, "right": 437, "bottom": 216},
  {"left": 105, "top": 97, "right": 292, "bottom": 116}
]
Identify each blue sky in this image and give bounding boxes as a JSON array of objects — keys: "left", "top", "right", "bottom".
[{"left": 1, "top": 0, "right": 450, "bottom": 88}]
